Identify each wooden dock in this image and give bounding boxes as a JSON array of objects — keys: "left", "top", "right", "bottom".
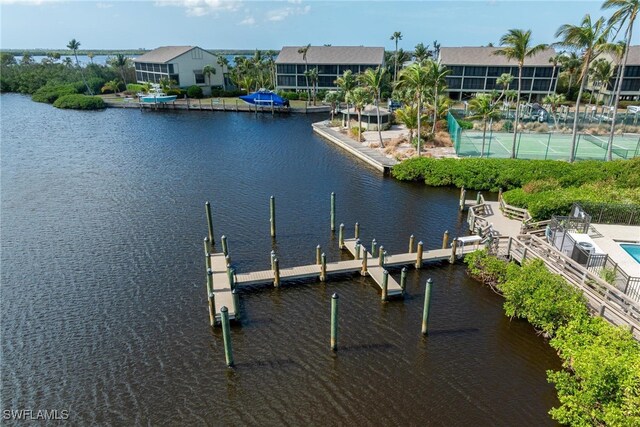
[{"left": 209, "top": 251, "right": 238, "bottom": 322}]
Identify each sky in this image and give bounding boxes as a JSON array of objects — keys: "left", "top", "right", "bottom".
[{"left": 1, "top": 0, "right": 638, "bottom": 50}]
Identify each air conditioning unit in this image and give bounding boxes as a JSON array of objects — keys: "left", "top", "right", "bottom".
[{"left": 577, "top": 241, "right": 595, "bottom": 254}]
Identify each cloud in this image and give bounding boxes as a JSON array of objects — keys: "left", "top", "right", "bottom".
[
  {"left": 238, "top": 16, "right": 255, "bottom": 26},
  {"left": 266, "top": 4, "right": 310, "bottom": 22},
  {"left": 96, "top": 2, "right": 113, "bottom": 9},
  {"left": 155, "top": 0, "right": 242, "bottom": 17}
]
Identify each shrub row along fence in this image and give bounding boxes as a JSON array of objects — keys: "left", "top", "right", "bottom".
[{"left": 581, "top": 202, "right": 640, "bottom": 226}]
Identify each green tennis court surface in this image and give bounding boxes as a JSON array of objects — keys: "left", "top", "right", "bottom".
[{"left": 455, "top": 131, "right": 640, "bottom": 160}]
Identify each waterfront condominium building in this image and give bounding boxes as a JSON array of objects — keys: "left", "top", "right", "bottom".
[
  {"left": 134, "top": 46, "right": 224, "bottom": 96},
  {"left": 438, "top": 46, "right": 559, "bottom": 102},
  {"left": 589, "top": 45, "right": 640, "bottom": 104},
  {"left": 275, "top": 46, "right": 385, "bottom": 92}
]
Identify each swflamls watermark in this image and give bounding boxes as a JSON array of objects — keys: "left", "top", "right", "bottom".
[{"left": 2, "top": 409, "right": 70, "bottom": 421}]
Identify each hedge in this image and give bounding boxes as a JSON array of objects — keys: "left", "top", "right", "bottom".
[
  {"left": 186, "top": 85, "right": 203, "bottom": 99},
  {"left": 32, "top": 84, "right": 78, "bottom": 103},
  {"left": 464, "top": 250, "right": 640, "bottom": 425},
  {"left": 53, "top": 94, "right": 105, "bottom": 110}
]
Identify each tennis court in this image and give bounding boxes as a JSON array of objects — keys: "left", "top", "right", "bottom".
[{"left": 456, "top": 131, "right": 640, "bottom": 160}]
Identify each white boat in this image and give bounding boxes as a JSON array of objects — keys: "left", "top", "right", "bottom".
[{"left": 138, "top": 84, "right": 177, "bottom": 103}]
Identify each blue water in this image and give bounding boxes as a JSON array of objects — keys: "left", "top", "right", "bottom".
[{"left": 621, "top": 244, "right": 640, "bottom": 264}]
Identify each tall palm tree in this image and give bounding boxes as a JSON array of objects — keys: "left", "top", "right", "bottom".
[
  {"left": 395, "top": 105, "right": 425, "bottom": 143},
  {"left": 390, "top": 31, "right": 403, "bottom": 83},
  {"left": 607, "top": 41, "right": 626, "bottom": 108},
  {"left": 559, "top": 51, "right": 582, "bottom": 94},
  {"left": 496, "top": 73, "right": 514, "bottom": 107},
  {"left": 543, "top": 93, "right": 567, "bottom": 129},
  {"left": 424, "top": 59, "right": 450, "bottom": 134},
  {"left": 603, "top": 0, "right": 639, "bottom": 161},
  {"left": 335, "top": 70, "right": 357, "bottom": 130},
  {"left": 548, "top": 52, "right": 564, "bottom": 96},
  {"left": 265, "top": 50, "right": 277, "bottom": 88},
  {"left": 67, "top": 38, "right": 92, "bottom": 94},
  {"left": 324, "top": 91, "right": 341, "bottom": 121},
  {"left": 413, "top": 42, "right": 431, "bottom": 64},
  {"left": 202, "top": 64, "right": 216, "bottom": 88},
  {"left": 494, "top": 29, "right": 548, "bottom": 158},
  {"left": 396, "top": 63, "right": 431, "bottom": 156},
  {"left": 555, "top": 14, "right": 613, "bottom": 162},
  {"left": 305, "top": 67, "right": 319, "bottom": 105},
  {"left": 217, "top": 56, "right": 229, "bottom": 91},
  {"left": 467, "top": 94, "right": 502, "bottom": 158},
  {"left": 359, "top": 66, "right": 389, "bottom": 147},
  {"left": 297, "top": 44, "right": 311, "bottom": 103},
  {"left": 348, "top": 87, "right": 373, "bottom": 142}
]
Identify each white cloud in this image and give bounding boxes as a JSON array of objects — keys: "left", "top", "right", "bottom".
[
  {"left": 238, "top": 16, "right": 255, "bottom": 26},
  {"left": 155, "top": 0, "right": 242, "bottom": 17},
  {"left": 266, "top": 4, "right": 310, "bottom": 22},
  {"left": 96, "top": 2, "right": 113, "bottom": 9}
]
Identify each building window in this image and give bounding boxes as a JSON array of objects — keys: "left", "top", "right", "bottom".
[
  {"left": 297, "top": 64, "right": 307, "bottom": 74},
  {"left": 339, "top": 64, "right": 359, "bottom": 74},
  {"left": 464, "top": 66, "right": 486, "bottom": 77},
  {"left": 532, "top": 79, "right": 550, "bottom": 91},
  {"left": 521, "top": 67, "right": 535, "bottom": 77},
  {"left": 487, "top": 66, "right": 511, "bottom": 77},
  {"left": 136, "top": 71, "right": 143, "bottom": 81},
  {"left": 520, "top": 79, "right": 533, "bottom": 90},
  {"left": 462, "top": 78, "right": 484, "bottom": 90},
  {"left": 448, "top": 66, "right": 463, "bottom": 76},
  {"left": 621, "top": 79, "right": 640, "bottom": 91},
  {"left": 277, "top": 75, "right": 296, "bottom": 86},
  {"left": 535, "top": 67, "right": 553, "bottom": 78},
  {"left": 318, "top": 76, "right": 335, "bottom": 87},
  {"left": 191, "top": 49, "right": 203, "bottom": 60},
  {"left": 446, "top": 77, "right": 462, "bottom": 89},
  {"left": 317, "top": 65, "right": 337, "bottom": 75},
  {"left": 297, "top": 75, "right": 308, "bottom": 87},
  {"left": 485, "top": 78, "right": 497, "bottom": 90},
  {"left": 625, "top": 66, "right": 640, "bottom": 77},
  {"left": 170, "top": 74, "right": 180, "bottom": 86},
  {"left": 277, "top": 64, "right": 296, "bottom": 74},
  {"left": 168, "top": 64, "right": 174, "bottom": 74},
  {"left": 195, "top": 71, "right": 205, "bottom": 84}
]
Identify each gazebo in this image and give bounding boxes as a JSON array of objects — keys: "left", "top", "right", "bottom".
[{"left": 338, "top": 105, "right": 392, "bottom": 130}]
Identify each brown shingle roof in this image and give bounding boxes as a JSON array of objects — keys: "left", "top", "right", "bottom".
[
  {"left": 134, "top": 46, "right": 196, "bottom": 64},
  {"left": 439, "top": 46, "right": 558, "bottom": 67},
  {"left": 276, "top": 46, "right": 384, "bottom": 65},
  {"left": 623, "top": 45, "right": 640, "bottom": 65}
]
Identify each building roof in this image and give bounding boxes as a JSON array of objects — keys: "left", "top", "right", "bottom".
[
  {"left": 622, "top": 45, "right": 640, "bottom": 65},
  {"left": 439, "top": 46, "right": 558, "bottom": 67},
  {"left": 276, "top": 46, "right": 385, "bottom": 65},
  {"left": 134, "top": 46, "right": 197, "bottom": 64}
]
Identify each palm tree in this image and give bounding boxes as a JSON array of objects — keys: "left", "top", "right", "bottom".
[
  {"left": 555, "top": 14, "right": 613, "bottom": 162},
  {"left": 202, "top": 64, "right": 216, "bottom": 88},
  {"left": 297, "top": 44, "right": 311, "bottom": 103},
  {"left": 390, "top": 31, "right": 403, "bottom": 83},
  {"left": 324, "top": 91, "right": 341, "bottom": 121},
  {"left": 543, "top": 93, "right": 567, "bottom": 129},
  {"left": 607, "top": 41, "right": 626, "bottom": 108},
  {"left": 495, "top": 73, "right": 514, "bottom": 115},
  {"left": 413, "top": 42, "right": 431, "bottom": 64},
  {"left": 590, "top": 58, "right": 613, "bottom": 105},
  {"left": 305, "top": 67, "right": 319, "bottom": 105},
  {"left": 87, "top": 52, "right": 94, "bottom": 64},
  {"left": 467, "top": 94, "right": 502, "bottom": 157},
  {"left": 559, "top": 51, "right": 582, "bottom": 94},
  {"left": 335, "top": 70, "right": 357, "bottom": 130},
  {"left": 603, "top": 0, "right": 639, "bottom": 161},
  {"left": 101, "top": 79, "right": 120, "bottom": 94},
  {"left": 424, "top": 59, "right": 450, "bottom": 134},
  {"left": 238, "top": 75, "right": 255, "bottom": 93},
  {"left": 348, "top": 87, "right": 373, "bottom": 142},
  {"left": 67, "top": 38, "right": 93, "bottom": 94},
  {"left": 264, "top": 50, "right": 277, "bottom": 88},
  {"left": 109, "top": 53, "right": 130, "bottom": 85},
  {"left": 62, "top": 57, "right": 73, "bottom": 67},
  {"left": 359, "top": 67, "right": 389, "bottom": 147},
  {"left": 396, "top": 63, "right": 431, "bottom": 156},
  {"left": 548, "top": 52, "right": 564, "bottom": 96},
  {"left": 217, "top": 56, "right": 229, "bottom": 91},
  {"left": 395, "top": 105, "right": 425, "bottom": 143},
  {"left": 494, "top": 29, "right": 548, "bottom": 158}
]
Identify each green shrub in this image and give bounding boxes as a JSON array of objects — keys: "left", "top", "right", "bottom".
[
  {"left": 166, "top": 88, "right": 184, "bottom": 96},
  {"left": 186, "top": 85, "right": 203, "bottom": 99},
  {"left": 31, "top": 84, "right": 78, "bottom": 103},
  {"left": 210, "top": 88, "right": 247, "bottom": 97},
  {"left": 464, "top": 249, "right": 509, "bottom": 287},
  {"left": 458, "top": 119, "right": 474, "bottom": 130},
  {"left": 298, "top": 91, "right": 308, "bottom": 101},
  {"left": 53, "top": 94, "right": 105, "bottom": 110},
  {"left": 126, "top": 83, "right": 145, "bottom": 93},
  {"left": 501, "top": 120, "right": 513, "bottom": 132},
  {"left": 278, "top": 91, "right": 300, "bottom": 101},
  {"left": 618, "top": 100, "right": 640, "bottom": 109}
]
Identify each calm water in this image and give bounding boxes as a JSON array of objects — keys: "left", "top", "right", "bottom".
[{"left": 1, "top": 94, "right": 561, "bottom": 426}]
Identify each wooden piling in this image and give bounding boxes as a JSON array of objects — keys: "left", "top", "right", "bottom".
[
  {"left": 221, "top": 235, "right": 229, "bottom": 257},
  {"left": 208, "top": 292, "right": 216, "bottom": 326},
  {"left": 206, "top": 268, "right": 213, "bottom": 295},
  {"left": 269, "top": 196, "right": 276, "bottom": 238},
  {"left": 421, "top": 278, "right": 433, "bottom": 335},
  {"left": 381, "top": 270, "right": 389, "bottom": 301},
  {"left": 361, "top": 250, "right": 368, "bottom": 276},
  {"left": 204, "top": 237, "right": 211, "bottom": 270},
  {"left": 339, "top": 223, "right": 345, "bottom": 248},
  {"left": 449, "top": 239, "right": 458, "bottom": 264},
  {"left": 378, "top": 245, "right": 385, "bottom": 266},
  {"left": 270, "top": 250, "right": 276, "bottom": 270},
  {"left": 371, "top": 239, "right": 377, "bottom": 257},
  {"left": 274, "top": 258, "right": 281, "bottom": 287},
  {"left": 320, "top": 253, "right": 327, "bottom": 282},
  {"left": 232, "top": 289, "right": 239, "bottom": 319},
  {"left": 330, "top": 192, "right": 336, "bottom": 232},
  {"left": 220, "top": 306, "right": 234, "bottom": 367},
  {"left": 400, "top": 267, "right": 407, "bottom": 294},
  {"left": 330, "top": 293, "right": 339, "bottom": 351},
  {"left": 498, "top": 188, "right": 503, "bottom": 202},
  {"left": 205, "top": 201, "right": 215, "bottom": 247},
  {"left": 354, "top": 222, "right": 360, "bottom": 239},
  {"left": 415, "top": 241, "right": 424, "bottom": 269},
  {"left": 225, "top": 253, "right": 231, "bottom": 266},
  {"left": 316, "top": 245, "right": 322, "bottom": 265},
  {"left": 227, "top": 265, "right": 235, "bottom": 290},
  {"left": 476, "top": 191, "right": 481, "bottom": 205},
  {"left": 409, "top": 235, "right": 415, "bottom": 253},
  {"left": 459, "top": 187, "right": 466, "bottom": 211},
  {"left": 355, "top": 242, "right": 361, "bottom": 260},
  {"left": 442, "top": 230, "right": 450, "bottom": 250}
]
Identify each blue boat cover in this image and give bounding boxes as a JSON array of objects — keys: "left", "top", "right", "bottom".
[{"left": 239, "top": 90, "right": 288, "bottom": 107}]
